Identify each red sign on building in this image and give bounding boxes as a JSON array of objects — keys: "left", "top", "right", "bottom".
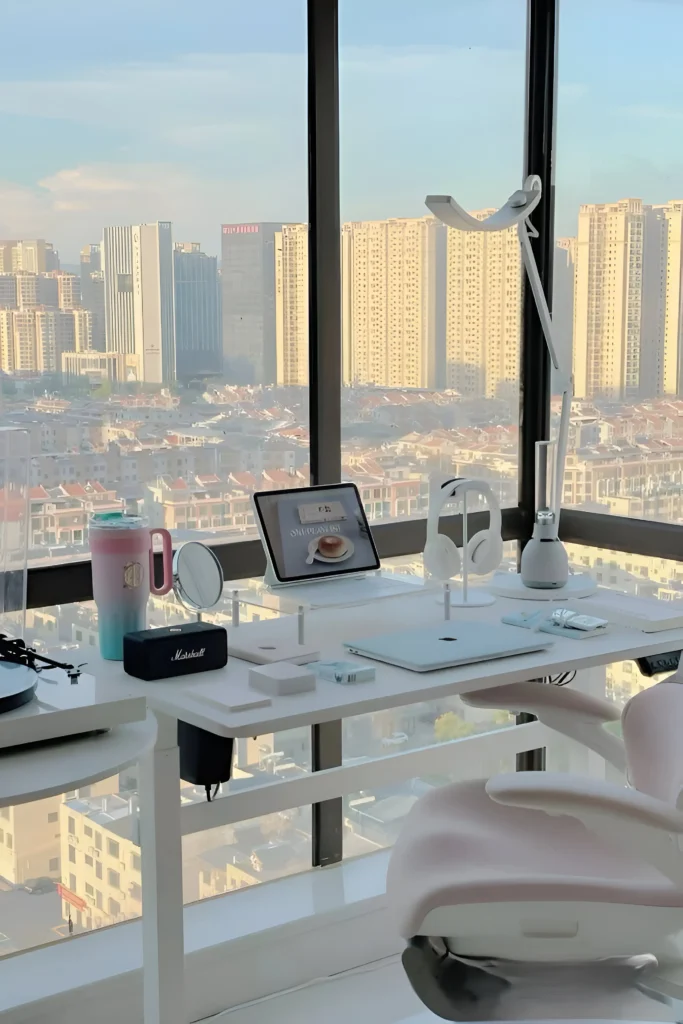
[
  {"left": 222, "top": 225, "right": 260, "bottom": 235},
  {"left": 57, "top": 882, "right": 87, "bottom": 911}
]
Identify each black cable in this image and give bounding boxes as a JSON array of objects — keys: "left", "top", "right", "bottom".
[
  {"left": 542, "top": 670, "right": 576, "bottom": 687},
  {"left": 205, "top": 784, "right": 212, "bottom": 802}
]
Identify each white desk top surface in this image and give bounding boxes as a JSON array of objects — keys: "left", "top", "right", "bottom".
[{"left": 82, "top": 589, "right": 683, "bottom": 738}]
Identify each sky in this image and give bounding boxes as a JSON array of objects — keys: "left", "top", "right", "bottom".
[{"left": 1, "top": 0, "right": 683, "bottom": 260}]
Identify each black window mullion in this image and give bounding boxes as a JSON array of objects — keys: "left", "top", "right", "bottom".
[
  {"left": 517, "top": 0, "right": 559, "bottom": 773},
  {"left": 307, "top": 0, "right": 343, "bottom": 867}
]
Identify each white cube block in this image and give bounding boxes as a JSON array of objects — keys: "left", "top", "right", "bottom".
[{"left": 249, "top": 662, "right": 317, "bottom": 697}]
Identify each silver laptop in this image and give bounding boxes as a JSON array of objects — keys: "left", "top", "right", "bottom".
[{"left": 344, "top": 622, "right": 553, "bottom": 672}]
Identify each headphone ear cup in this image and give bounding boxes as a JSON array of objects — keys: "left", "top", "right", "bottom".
[
  {"left": 467, "top": 530, "right": 503, "bottom": 575},
  {"left": 424, "top": 534, "right": 461, "bottom": 581}
]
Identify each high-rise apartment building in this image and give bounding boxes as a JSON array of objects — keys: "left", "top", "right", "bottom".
[
  {"left": 0, "top": 242, "right": 14, "bottom": 273},
  {"left": 35, "top": 309, "right": 74, "bottom": 372},
  {"left": 85, "top": 271, "right": 105, "bottom": 352},
  {"left": 10, "top": 310, "right": 38, "bottom": 371},
  {"left": 45, "top": 271, "right": 81, "bottom": 310},
  {"left": 342, "top": 217, "right": 443, "bottom": 389},
  {"left": 173, "top": 242, "right": 221, "bottom": 379},
  {"left": 651, "top": 201, "right": 683, "bottom": 397},
  {"left": 221, "top": 222, "right": 281, "bottom": 384},
  {"left": 80, "top": 243, "right": 101, "bottom": 277},
  {"left": 131, "top": 222, "right": 176, "bottom": 384},
  {"left": 0, "top": 274, "right": 17, "bottom": 307},
  {"left": 80, "top": 244, "right": 105, "bottom": 351},
  {"left": 0, "top": 239, "right": 58, "bottom": 274},
  {"left": 0, "top": 309, "right": 15, "bottom": 372},
  {"left": 102, "top": 225, "right": 135, "bottom": 366},
  {"left": 275, "top": 224, "right": 308, "bottom": 386},
  {"left": 16, "top": 240, "right": 57, "bottom": 273},
  {"left": 553, "top": 238, "right": 576, "bottom": 379},
  {"left": 573, "top": 199, "right": 645, "bottom": 400},
  {"left": 14, "top": 272, "right": 58, "bottom": 310},
  {"left": 444, "top": 213, "right": 522, "bottom": 399},
  {"left": 0, "top": 308, "right": 89, "bottom": 374},
  {"left": 103, "top": 223, "right": 175, "bottom": 383},
  {"left": 637, "top": 205, "right": 667, "bottom": 399},
  {"left": 71, "top": 309, "right": 93, "bottom": 352}
]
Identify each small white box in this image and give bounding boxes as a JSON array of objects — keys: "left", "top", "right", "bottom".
[
  {"left": 249, "top": 662, "right": 317, "bottom": 697},
  {"left": 230, "top": 638, "right": 320, "bottom": 665}
]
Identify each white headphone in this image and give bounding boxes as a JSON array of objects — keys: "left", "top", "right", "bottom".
[{"left": 423, "top": 475, "right": 503, "bottom": 582}]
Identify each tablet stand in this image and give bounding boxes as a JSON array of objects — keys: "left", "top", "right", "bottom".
[
  {"left": 264, "top": 559, "right": 373, "bottom": 590},
  {"left": 261, "top": 550, "right": 429, "bottom": 609}
]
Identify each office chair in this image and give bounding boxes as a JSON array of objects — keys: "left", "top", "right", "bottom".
[{"left": 386, "top": 676, "right": 683, "bottom": 1021}]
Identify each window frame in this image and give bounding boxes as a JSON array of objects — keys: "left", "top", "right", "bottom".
[{"left": 18, "top": 0, "right": 682, "bottom": 893}]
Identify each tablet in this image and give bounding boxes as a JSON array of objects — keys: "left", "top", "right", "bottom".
[{"left": 253, "top": 483, "right": 380, "bottom": 584}]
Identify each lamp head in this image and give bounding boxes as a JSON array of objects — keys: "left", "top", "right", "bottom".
[{"left": 426, "top": 174, "right": 542, "bottom": 232}]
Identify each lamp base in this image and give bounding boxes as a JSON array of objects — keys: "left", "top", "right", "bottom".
[{"left": 489, "top": 571, "right": 597, "bottom": 601}]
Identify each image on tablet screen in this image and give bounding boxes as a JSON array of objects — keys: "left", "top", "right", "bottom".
[{"left": 254, "top": 484, "right": 379, "bottom": 582}]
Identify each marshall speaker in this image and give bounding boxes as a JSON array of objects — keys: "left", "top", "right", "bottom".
[{"left": 123, "top": 622, "right": 228, "bottom": 681}]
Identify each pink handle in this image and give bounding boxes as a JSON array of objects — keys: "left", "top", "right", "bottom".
[{"left": 149, "top": 528, "right": 173, "bottom": 595}]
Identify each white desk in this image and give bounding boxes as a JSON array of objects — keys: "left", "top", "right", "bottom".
[
  {"left": 91, "top": 591, "right": 683, "bottom": 738},
  {"left": 10, "top": 589, "right": 683, "bottom": 1024}
]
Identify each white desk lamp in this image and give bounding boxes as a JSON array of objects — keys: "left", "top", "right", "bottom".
[{"left": 426, "top": 175, "right": 578, "bottom": 592}]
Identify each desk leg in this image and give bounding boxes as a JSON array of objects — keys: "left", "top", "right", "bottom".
[{"left": 140, "top": 712, "right": 186, "bottom": 1024}]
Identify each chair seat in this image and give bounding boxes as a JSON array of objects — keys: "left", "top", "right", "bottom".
[{"left": 387, "top": 778, "right": 683, "bottom": 939}]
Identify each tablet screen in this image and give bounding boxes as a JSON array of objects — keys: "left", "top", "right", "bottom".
[{"left": 253, "top": 484, "right": 380, "bottom": 583}]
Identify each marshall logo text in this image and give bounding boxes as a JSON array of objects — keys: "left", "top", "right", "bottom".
[{"left": 172, "top": 648, "right": 206, "bottom": 662}]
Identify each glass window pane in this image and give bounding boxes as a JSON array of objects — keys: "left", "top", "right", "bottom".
[
  {"left": 3, "top": 590, "right": 312, "bottom": 956},
  {"left": 340, "top": 0, "right": 526, "bottom": 522},
  {"left": 183, "top": 807, "right": 312, "bottom": 902},
  {"left": 557, "top": 0, "right": 683, "bottom": 522},
  {"left": 566, "top": 542, "right": 682, "bottom": 705},
  {"left": 0, "top": 0, "right": 308, "bottom": 566}
]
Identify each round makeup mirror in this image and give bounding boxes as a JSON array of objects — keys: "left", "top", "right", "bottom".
[{"left": 173, "top": 542, "right": 224, "bottom": 613}]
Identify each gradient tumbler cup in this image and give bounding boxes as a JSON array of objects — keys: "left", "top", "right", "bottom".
[{"left": 90, "top": 513, "right": 173, "bottom": 660}]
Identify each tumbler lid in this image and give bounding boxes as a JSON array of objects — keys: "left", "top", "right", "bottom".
[{"left": 89, "top": 512, "right": 148, "bottom": 530}]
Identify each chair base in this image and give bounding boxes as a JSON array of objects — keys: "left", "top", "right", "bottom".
[{"left": 402, "top": 940, "right": 678, "bottom": 1023}]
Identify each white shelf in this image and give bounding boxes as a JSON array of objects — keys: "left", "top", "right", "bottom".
[{"left": 0, "top": 717, "right": 157, "bottom": 807}]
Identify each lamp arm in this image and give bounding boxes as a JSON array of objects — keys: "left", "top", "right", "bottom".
[
  {"left": 517, "top": 222, "right": 562, "bottom": 372},
  {"left": 518, "top": 220, "right": 573, "bottom": 522}
]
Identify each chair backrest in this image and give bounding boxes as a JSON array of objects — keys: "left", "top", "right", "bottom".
[{"left": 622, "top": 679, "right": 683, "bottom": 807}]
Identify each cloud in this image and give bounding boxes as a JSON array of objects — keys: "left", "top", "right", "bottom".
[
  {"left": 0, "top": 161, "right": 307, "bottom": 260},
  {"left": 0, "top": 44, "right": 527, "bottom": 258}
]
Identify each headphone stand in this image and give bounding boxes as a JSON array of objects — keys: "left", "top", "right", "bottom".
[
  {"left": 443, "top": 581, "right": 496, "bottom": 612},
  {"left": 442, "top": 489, "right": 496, "bottom": 611}
]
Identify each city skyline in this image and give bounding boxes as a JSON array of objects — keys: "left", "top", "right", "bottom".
[{"left": 7, "top": 184, "right": 683, "bottom": 399}]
